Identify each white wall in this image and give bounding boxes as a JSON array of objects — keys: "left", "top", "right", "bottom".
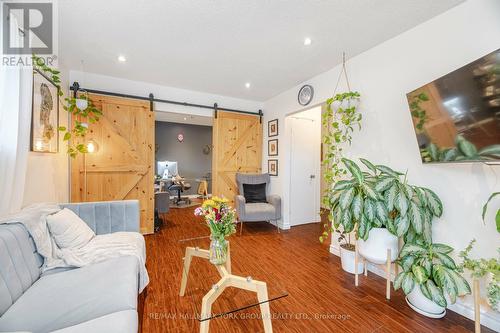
[
  {"left": 69, "top": 71, "right": 263, "bottom": 117},
  {"left": 23, "top": 65, "right": 70, "bottom": 206},
  {"left": 262, "top": 0, "right": 500, "bottom": 329}
]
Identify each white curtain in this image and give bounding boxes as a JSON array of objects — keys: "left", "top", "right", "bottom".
[{"left": 0, "top": 16, "right": 33, "bottom": 216}]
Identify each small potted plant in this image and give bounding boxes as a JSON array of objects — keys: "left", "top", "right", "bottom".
[
  {"left": 394, "top": 242, "right": 471, "bottom": 317},
  {"left": 194, "top": 196, "right": 237, "bottom": 265},
  {"left": 338, "top": 231, "right": 364, "bottom": 274}
]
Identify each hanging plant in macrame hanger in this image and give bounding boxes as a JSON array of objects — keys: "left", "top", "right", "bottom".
[{"left": 320, "top": 52, "right": 362, "bottom": 243}]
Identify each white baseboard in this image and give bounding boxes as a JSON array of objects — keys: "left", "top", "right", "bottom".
[{"left": 328, "top": 246, "right": 500, "bottom": 331}]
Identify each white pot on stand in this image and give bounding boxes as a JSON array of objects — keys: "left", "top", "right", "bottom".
[
  {"left": 340, "top": 244, "right": 364, "bottom": 274},
  {"left": 357, "top": 227, "right": 399, "bottom": 264},
  {"left": 406, "top": 285, "right": 446, "bottom": 318}
]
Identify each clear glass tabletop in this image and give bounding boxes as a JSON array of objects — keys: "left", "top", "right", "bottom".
[{"left": 177, "top": 234, "right": 288, "bottom": 327}]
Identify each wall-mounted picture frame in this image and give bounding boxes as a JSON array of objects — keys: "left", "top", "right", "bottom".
[
  {"left": 268, "top": 119, "right": 278, "bottom": 137},
  {"left": 31, "top": 69, "right": 59, "bottom": 153},
  {"left": 268, "top": 139, "right": 278, "bottom": 156},
  {"left": 268, "top": 159, "right": 278, "bottom": 176}
]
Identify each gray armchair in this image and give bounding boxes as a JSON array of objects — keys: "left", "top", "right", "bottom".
[{"left": 235, "top": 173, "right": 281, "bottom": 234}]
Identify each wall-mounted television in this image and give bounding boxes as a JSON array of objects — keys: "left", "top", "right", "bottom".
[{"left": 407, "top": 48, "right": 500, "bottom": 163}]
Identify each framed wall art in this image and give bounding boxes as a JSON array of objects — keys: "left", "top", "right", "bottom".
[
  {"left": 268, "top": 159, "right": 278, "bottom": 176},
  {"left": 268, "top": 139, "right": 278, "bottom": 156},
  {"left": 31, "top": 69, "right": 59, "bottom": 153},
  {"left": 268, "top": 119, "right": 278, "bottom": 137}
]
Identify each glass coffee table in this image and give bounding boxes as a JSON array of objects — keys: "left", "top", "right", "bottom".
[{"left": 178, "top": 235, "right": 288, "bottom": 333}]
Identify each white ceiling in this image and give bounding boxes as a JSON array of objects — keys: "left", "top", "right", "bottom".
[
  {"left": 155, "top": 111, "right": 213, "bottom": 126},
  {"left": 59, "top": 0, "right": 464, "bottom": 101}
]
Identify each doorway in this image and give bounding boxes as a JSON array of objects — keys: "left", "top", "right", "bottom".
[{"left": 286, "top": 106, "right": 322, "bottom": 226}]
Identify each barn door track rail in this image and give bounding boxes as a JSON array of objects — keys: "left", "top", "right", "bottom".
[{"left": 70, "top": 81, "right": 263, "bottom": 121}]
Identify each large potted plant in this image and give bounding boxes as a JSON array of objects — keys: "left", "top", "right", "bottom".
[
  {"left": 394, "top": 242, "right": 471, "bottom": 317},
  {"left": 194, "top": 196, "right": 237, "bottom": 265},
  {"left": 338, "top": 231, "right": 364, "bottom": 274}
]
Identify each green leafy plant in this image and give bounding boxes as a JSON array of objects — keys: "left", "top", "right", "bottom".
[
  {"left": 421, "top": 135, "right": 500, "bottom": 163},
  {"left": 459, "top": 240, "right": 500, "bottom": 311},
  {"left": 322, "top": 157, "right": 443, "bottom": 244},
  {"left": 482, "top": 192, "right": 500, "bottom": 233},
  {"left": 409, "top": 92, "right": 429, "bottom": 132},
  {"left": 32, "top": 54, "right": 102, "bottom": 158},
  {"left": 394, "top": 242, "right": 471, "bottom": 307},
  {"left": 320, "top": 92, "right": 361, "bottom": 242}
]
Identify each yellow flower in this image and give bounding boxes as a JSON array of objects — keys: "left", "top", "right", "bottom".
[
  {"left": 202, "top": 199, "right": 216, "bottom": 208},
  {"left": 212, "top": 196, "right": 228, "bottom": 203}
]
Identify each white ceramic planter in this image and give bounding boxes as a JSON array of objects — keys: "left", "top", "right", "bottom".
[
  {"left": 357, "top": 227, "right": 399, "bottom": 264},
  {"left": 340, "top": 245, "right": 364, "bottom": 274},
  {"left": 406, "top": 285, "right": 446, "bottom": 318}
]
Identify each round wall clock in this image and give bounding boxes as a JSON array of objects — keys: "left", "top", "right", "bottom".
[
  {"left": 177, "top": 133, "right": 184, "bottom": 142},
  {"left": 298, "top": 84, "right": 314, "bottom": 106}
]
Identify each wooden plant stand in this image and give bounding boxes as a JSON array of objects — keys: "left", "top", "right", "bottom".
[
  {"left": 354, "top": 241, "right": 397, "bottom": 300},
  {"left": 179, "top": 245, "right": 273, "bottom": 333}
]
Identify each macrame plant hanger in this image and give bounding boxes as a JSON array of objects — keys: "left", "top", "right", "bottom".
[{"left": 333, "top": 52, "right": 352, "bottom": 95}]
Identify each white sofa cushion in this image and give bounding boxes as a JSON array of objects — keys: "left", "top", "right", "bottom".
[{"left": 47, "top": 208, "right": 95, "bottom": 249}]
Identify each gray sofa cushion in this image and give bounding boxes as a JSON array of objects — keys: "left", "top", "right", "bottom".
[
  {"left": 0, "top": 224, "right": 41, "bottom": 316},
  {"left": 244, "top": 203, "right": 277, "bottom": 221},
  {"left": 0, "top": 256, "right": 139, "bottom": 333},
  {"left": 51, "top": 310, "right": 138, "bottom": 333}
]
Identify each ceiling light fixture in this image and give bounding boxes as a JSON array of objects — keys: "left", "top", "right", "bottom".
[
  {"left": 304, "top": 37, "right": 312, "bottom": 46},
  {"left": 245, "top": 82, "right": 251, "bottom": 88},
  {"left": 118, "top": 55, "right": 126, "bottom": 62}
]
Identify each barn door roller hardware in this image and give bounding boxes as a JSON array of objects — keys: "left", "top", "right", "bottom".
[{"left": 70, "top": 82, "right": 263, "bottom": 117}]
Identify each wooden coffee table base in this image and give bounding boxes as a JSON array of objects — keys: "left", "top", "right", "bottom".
[{"left": 179, "top": 246, "right": 273, "bottom": 333}]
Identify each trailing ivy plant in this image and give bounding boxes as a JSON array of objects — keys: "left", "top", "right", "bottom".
[
  {"left": 394, "top": 242, "right": 471, "bottom": 307},
  {"left": 323, "top": 157, "right": 443, "bottom": 243},
  {"left": 408, "top": 92, "right": 429, "bottom": 132},
  {"left": 320, "top": 92, "right": 361, "bottom": 242},
  {"left": 421, "top": 135, "right": 500, "bottom": 163},
  {"left": 459, "top": 240, "right": 500, "bottom": 311},
  {"left": 32, "top": 54, "right": 102, "bottom": 158}
]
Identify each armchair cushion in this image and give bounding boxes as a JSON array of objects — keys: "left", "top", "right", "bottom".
[{"left": 243, "top": 183, "right": 267, "bottom": 203}]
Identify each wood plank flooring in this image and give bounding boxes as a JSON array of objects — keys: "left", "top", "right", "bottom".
[{"left": 141, "top": 206, "right": 492, "bottom": 333}]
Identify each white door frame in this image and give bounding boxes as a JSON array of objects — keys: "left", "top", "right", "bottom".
[{"left": 285, "top": 105, "right": 323, "bottom": 227}]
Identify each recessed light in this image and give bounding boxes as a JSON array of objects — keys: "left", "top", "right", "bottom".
[
  {"left": 183, "top": 117, "right": 187, "bottom": 121},
  {"left": 304, "top": 37, "right": 312, "bottom": 46},
  {"left": 245, "top": 82, "right": 251, "bottom": 88},
  {"left": 118, "top": 55, "right": 126, "bottom": 62}
]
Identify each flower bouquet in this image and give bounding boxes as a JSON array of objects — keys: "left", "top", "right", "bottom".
[{"left": 194, "top": 196, "right": 237, "bottom": 265}]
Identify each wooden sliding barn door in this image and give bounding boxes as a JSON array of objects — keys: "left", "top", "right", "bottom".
[
  {"left": 212, "top": 111, "right": 262, "bottom": 204},
  {"left": 70, "top": 94, "right": 155, "bottom": 234}
]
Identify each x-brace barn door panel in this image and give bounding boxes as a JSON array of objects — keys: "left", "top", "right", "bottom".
[
  {"left": 212, "top": 111, "right": 262, "bottom": 204},
  {"left": 70, "top": 94, "right": 155, "bottom": 234}
]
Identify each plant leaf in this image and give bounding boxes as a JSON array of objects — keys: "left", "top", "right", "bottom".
[
  {"left": 400, "top": 243, "right": 427, "bottom": 257},
  {"left": 420, "top": 283, "right": 433, "bottom": 301},
  {"left": 426, "top": 279, "right": 447, "bottom": 307},
  {"left": 420, "top": 257, "right": 432, "bottom": 277},
  {"left": 393, "top": 272, "right": 405, "bottom": 290},
  {"left": 415, "top": 187, "right": 427, "bottom": 207},
  {"left": 362, "top": 184, "right": 379, "bottom": 201},
  {"left": 478, "top": 144, "right": 500, "bottom": 157},
  {"left": 351, "top": 193, "right": 363, "bottom": 220},
  {"left": 482, "top": 192, "right": 500, "bottom": 222},
  {"left": 375, "top": 177, "right": 394, "bottom": 193},
  {"left": 386, "top": 218, "right": 397, "bottom": 235},
  {"left": 434, "top": 252, "right": 456, "bottom": 269},
  {"left": 424, "top": 188, "right": 443, "bottom": 217},
  {"left": 395, "top": 215, "right": 410, "bottom": 237},
  {"left": 402, "top": 272, "right": 416, "bottom": 294},
  {"left": 398, "top": 254, "right": 415, "bottom": 272},
  {"left": 412, "top": 265, "right": 428, "bottom": 284},
  {"left": 446, "top": 268, "right": 471, "bottom": 296},
  {"left": 456, "top": 135, "right": 478, "bottom": 158},
  {"left": 333, "top": 180, "right": 356, "bottom": 191},
  {"left": 422, "top": 219, "right": 432, "bottom": 244},
  {"left": 342, "top": 158, "right": 364, "bottom": 184},
  {"left": 359, "top": 158, "right": 377, "bottom": 174},
  {"left": 395, "top": 190, "right": 409, "bottom": 216},
  {"left": 375, "top": 201, "right": 388, "bottom": 222},
  {"left": 409, "top": 201, "right": 423, "bottom": 234},
  {"left": 341, "top": 209, "right": 354, "bottom": 233},
  {"left": 428, "top": 143, "right": 439, "bottom": 161},
  {"left": 433, "top": 265, "right": 458, "bottom": 303},
  {"left": 385, "top": 183, "right": 398, "bottom": 211},
  {"left": 431, "top": 243, "right": 454, "bottom": 254},
  {"left": 364, "top": 199, "right": 376, "bottom": 222},
  {"left": 376, "top": 164, "right": 403, "bottom": 178},
  {"left": 339, "top": 187, "right": 355, "bottom": 211},
  {"left": 401, "top": 184, "right": 414, "bottom": 200}
]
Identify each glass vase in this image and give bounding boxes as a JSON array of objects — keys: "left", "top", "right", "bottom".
[{"left": 209, "top": 236, "right": 228, "bottom": 265}]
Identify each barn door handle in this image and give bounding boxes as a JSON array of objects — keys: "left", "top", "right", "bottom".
[{"left": 310, "top": 175, "right": 315, "bottom": 179}]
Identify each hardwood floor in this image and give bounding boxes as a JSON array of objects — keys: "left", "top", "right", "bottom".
[{"left": 141, "top": 206, "right": 492, "bottom": 333}]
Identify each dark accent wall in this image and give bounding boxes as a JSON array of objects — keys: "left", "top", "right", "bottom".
[{"left": 155, "top": 122, "right": 212, "bottom": 195}]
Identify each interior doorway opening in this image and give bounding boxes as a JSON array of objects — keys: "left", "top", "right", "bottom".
[
  {"left": 286, "top": 105, "right": 323, "bottom": 227},
  {"left": 154, "top": 110, "right": 213, "bottom": 209}
]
